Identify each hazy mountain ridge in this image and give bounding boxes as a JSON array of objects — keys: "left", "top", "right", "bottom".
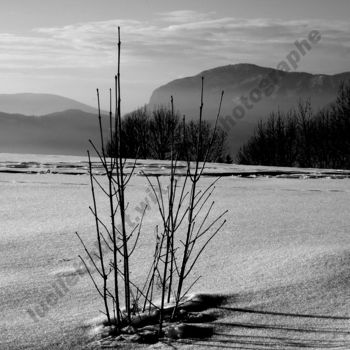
[
  {"left": 0, "top": 93, "right": 98, "bottom": 116},
  {"left": 0, "top": 109, "right": 109, "bottom": 155},
  {"left": 149, "top": 64, "right": 350, "bottom": 115},
  {"left": 148, "top": 64, "right": 350, "bottom": 155}
]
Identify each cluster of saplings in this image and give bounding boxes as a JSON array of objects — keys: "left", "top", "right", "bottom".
[
  {"left": 237, "top": 82, "right": 350, "bottom": 169},
  {"left": 78, "top": 28, "right": 227, "bottom": 345},
  {"left": 106, "top": 106, "right": 229, "bottom": 163}
]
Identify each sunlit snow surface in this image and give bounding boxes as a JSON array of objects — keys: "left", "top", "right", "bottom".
[{"left": 1, "top": 153, "right": 350, "bottom": 350}]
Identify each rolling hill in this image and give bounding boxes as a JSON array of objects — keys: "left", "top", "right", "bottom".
[{"left": 0, "top": 109, "right": 110, "bottom": 155}]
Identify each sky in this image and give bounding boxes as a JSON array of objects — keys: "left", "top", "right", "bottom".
[{"left": 0, "top": 0, "right": 350, "bottom": 113}]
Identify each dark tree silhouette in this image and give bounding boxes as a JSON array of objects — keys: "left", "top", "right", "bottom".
[
  {"left": 237, "top": 81, "right": 350, "bottom": 169},
  {"left": 107, "top": 106, "right": 228, "bottom": 162}
]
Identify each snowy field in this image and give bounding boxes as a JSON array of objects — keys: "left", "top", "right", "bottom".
[{"left": 1, "top": 153, "right": 350, "bottom": 349}]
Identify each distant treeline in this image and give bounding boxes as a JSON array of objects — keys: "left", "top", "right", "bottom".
[
  {"left": 237, "top": 82, "right": 350, "bottom": 169},
  {"left": 107, "top": 106, "right": 229, "bottom": 162}
]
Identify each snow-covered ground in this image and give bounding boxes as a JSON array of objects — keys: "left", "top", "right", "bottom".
[{"left": 1, "top": 153, "right": 350, "bottom": 349}]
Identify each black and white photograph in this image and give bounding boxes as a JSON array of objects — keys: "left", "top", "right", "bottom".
[{"left": 1, "top": 1, "right": 350, "bottom": 349}]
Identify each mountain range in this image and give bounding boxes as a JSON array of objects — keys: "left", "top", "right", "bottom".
[{"left": 1, "top": 64, "right": 349, "bottom": 156}]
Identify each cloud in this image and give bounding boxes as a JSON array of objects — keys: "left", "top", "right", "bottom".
[
  {"left": 0, "top": 12, "right": 349, "bottom": 73},
  {"left": 156, "top": 10, "right": 215, "bottom": 23}
]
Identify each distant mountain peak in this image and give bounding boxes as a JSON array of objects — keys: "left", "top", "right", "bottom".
[
  {"left": 0, "top": 93, "right": 97, "bottom": 116},
  {"left": 150, "top": 63, "right": 350, "bottom": 100}
]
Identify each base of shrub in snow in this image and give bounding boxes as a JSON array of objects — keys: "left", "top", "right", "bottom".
[{"left": 90, "top": 293, "right": 225, "bottom": 346}]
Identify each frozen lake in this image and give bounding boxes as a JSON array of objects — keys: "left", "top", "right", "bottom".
[{"left": 1, "top": 154, "right": 350, "bottom": 349}]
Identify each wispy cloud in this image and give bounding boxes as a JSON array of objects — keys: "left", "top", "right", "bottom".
[
  {"left": 156, "top": 10, "right": 215, "bottom": 23},
  {"left": 0, "top": 12, "right": 349, "bottom": 72}
]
